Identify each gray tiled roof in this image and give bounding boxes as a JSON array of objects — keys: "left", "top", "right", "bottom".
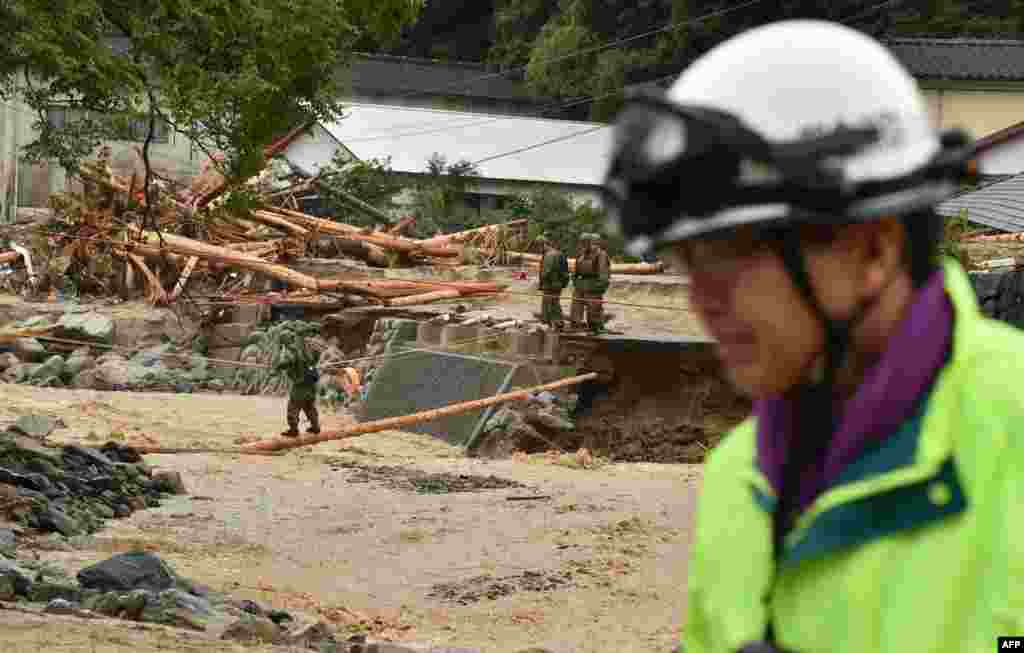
[
  {"left": 885, "top": 38, "right": 1024, "bottom": 81},
  {"left": 346, "top": 54, "right": 543, "bottom": 103},
  {"left": 937, "top": 173, "right": 1024, "bottom": 231}
]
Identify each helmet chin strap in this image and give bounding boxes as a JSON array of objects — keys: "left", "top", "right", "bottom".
[{"left": 773, "top": 229, "right": 877, "bottom": 540}]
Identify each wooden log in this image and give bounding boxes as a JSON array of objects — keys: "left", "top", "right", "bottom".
[
  {"left": 250, "top": 210, "right": 310, "bottom": 237},
  {"left": 126, "top": 252, "right": 168, "bottom": 305},
  {"left": 169, "top": 256, "right": 199, "bottom": 300},
  {"left": 420, "top": 220, "right": 527, "bottom": 247},
  {"left": 264, "top": 208, "right": 459, "bottom": 258},
  {"left": 963, "top": 232, "right": 1024, "bottom": 242},
  {"left": 387, "top": 216, "right": 416, "bottom": 237},
  {"left": 334, "top": 238, "right": 390, "bottom": 268},
  {"left": 130, "top": 228, "right": 324, "bottom": 291},
  {"left": 386, "top": 289, "right": 463, "bottom": 306},
  {"left": 239, "top": 372, "right": 599, "bottom": 453}
]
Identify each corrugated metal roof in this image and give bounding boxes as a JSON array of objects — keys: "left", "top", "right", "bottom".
[
  {"left": 885, "top": 38, "right": 1024, "bottom": 81},
  {"left": 937, "top": 173, "right": 1024, "bottom": 232},
  {"left": 318, "top": 103, "right": 613, "bottom": 186}
]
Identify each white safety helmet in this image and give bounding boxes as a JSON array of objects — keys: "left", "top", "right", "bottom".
[{"left": 602, "top": 20, "right": 972, "bottom": 256}]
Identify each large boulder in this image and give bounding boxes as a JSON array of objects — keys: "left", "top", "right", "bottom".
[
  {"left": 13, "top": 338, "right": 46, "bottom": 363},
  {"left": 30, "top": 355, "right": 66, "bottom": 384},
  {"left": 55, "top": 312, "right": 114, "bottom": 344},
  {"left": 77, "top": 552, "right": 176, "bottom": 594},
  {"left": 0, "top": 527, "right": 15, "bottom": 558},
  {"left": 8, "top": 363, "right": 40, "bottom": 384},
  {"left": 64, "top": 349, "right": 96, "bottom": 378},
  {"left": 0, "top": 559, "right": 32, "bottom": 598},
  {"left": 9, "top": 414, "right": 63, "bottom": 439},
  {"left": 0, "top": 352, "right": 20, "bottom": 372},
  {"left": 96, "top": 359, "right": 132, "bottom": 388}
]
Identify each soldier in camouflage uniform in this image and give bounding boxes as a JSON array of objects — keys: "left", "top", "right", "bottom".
[
  {"left": 537, "top": 234, "right": 570, "bottom": 328},
  {"left": 570, "top": 233, "right": 611, "bottom": 333},
  {"left": 276, "top": 330, "right": 321, "bottom": 437}
]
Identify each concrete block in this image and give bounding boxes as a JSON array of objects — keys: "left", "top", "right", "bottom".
[
  {"left": 208, "top": 323, "right": 253, "bottom": 348},
  {"left": 361, "top": 351, "right": 519, "bottom": 446},
  {"left": 417, "top": 322, "right": 443, "bottom": 346}
]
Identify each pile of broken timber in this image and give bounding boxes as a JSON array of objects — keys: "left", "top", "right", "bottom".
[{"left": 49, "top": 158, "right": 515, "bottom": 307}]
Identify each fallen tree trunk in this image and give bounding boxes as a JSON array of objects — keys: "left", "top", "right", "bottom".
[
  {"left": 420, "top": 220, "right": 527, "bottom": 247},
  {"left": 264, "top": 208, "right": 459, "bottom": 258},
  {"left": 129, "top": 228, "right": 323, "bottom": 291},
  {"left": 249, "top": 210, "right": 310, "bottom": 238},
  {"left": 386, "top": 289, "right": 463, "bottom": 306},
  {"left": 126, "top": 252, "right": 168, "bottom": 305},
  {"left": 169, "top": 256, "right": 199, "bottom": 301},
  {"left": 334, "top": 238, "right": 390, "bottom": 267},
  {"left": 240, "top": 372, "right": 599, "bottom": 453}
]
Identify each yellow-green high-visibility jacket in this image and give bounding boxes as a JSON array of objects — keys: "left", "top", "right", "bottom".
[{"left": 682, "top": 258, "right": 1024, "bottom": 653}]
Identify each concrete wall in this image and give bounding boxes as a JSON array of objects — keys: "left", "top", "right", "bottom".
[{"left": 922, "top": 85, "right": 1024, "bottom": 140}]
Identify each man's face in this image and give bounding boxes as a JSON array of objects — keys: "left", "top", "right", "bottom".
[{"left": 666, "top": 226, "right": 868, "bottom": 399}]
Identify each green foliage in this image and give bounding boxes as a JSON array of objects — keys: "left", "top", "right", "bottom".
[
  {"left": 520, "top": 187, "right": 631, "bottom": 260},
  {"left": 939, "top": 208, "right": 972, "bottom": 268},
  {"left": 316, "top": 153, "right": 406, "bottom": 228},
  {"left": 407, "top": 153, "right": 482, "bottom": 237},
  {"left": 1, "top": 0, "right": 422, "bottom": 179}
]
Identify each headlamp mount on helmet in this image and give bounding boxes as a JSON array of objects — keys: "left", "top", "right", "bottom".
[{"left": 602, "top": 91, "right": 973, "bottom": 256}]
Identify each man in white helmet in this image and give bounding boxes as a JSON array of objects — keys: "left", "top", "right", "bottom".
[{"left": 603, "top": 20, "right": 1024, "bottom": 653}]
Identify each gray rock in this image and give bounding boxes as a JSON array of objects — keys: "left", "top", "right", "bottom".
[
  {"left": 30, "top": 355, "right": 65, "bottom": 382},
  {"left": 0, "top": 352, "right": 20, "bottom": 372},
  {"left": 64, "top": 352, "right": 95, "bottom": 378},
  {"left": 55, "top": 312, "right": 114, "bottom": 344},
  {"left": 77, "top": 551, "right": 176, "bottom": 594},
  {"left": 96, "top": 359, "right": 131, "bottom": 388},
  {"left": 10, "top": 363, "right": 40, "bottom": 384},
  {"left": 29, "top": 580, "right": 82, "bottom": 603},
  {"left": 158, "top": 588, "right": 212, "bottom": 615},
  {"left": 71, "top": 367, "right": 100, "bottom": 390},
  {"left": 95, "top": 352, "right": 127, "bottom": 366},
  {"left": 13, "top": 338, "right": 46, "bottom": 363},
  {"left": 0, "top": 574, "right": 16, "bottom": 601},
  {"left": 0, "top": 558, "right": 31, "bottom": 597},
  {"left": 45, "top": 598, "right": 76, "bottom": 615},
  {"left": 221, "top": 614, "right": 285, "bottom": 644},
  {"left": 152, "top": 470, "right": 187, "bottom": 495},
  {"left": 10, "top": 414, "right": 64, "bottom": 439},
  {"left": 38, "top": 505, "right": 82, "bottom": 537},
  {"left": 0, "top": 528, "right": 14, "bottom": 557},
  {"left": 62, "top": 445, "right": 114, "bottom": 470}
]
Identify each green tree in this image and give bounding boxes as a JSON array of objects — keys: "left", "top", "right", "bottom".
[
  {"left": 316, "top": 154, "right": 406, "bottom": 228},
  {"left": 0, "top": 0, "right": 422, "bottom": 189},
  {"left": 408, "top": 153, "right": 481, "bottom": 236}
]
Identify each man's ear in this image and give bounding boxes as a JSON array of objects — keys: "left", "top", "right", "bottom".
[{"left": 859, "top": 217, "right": 905, "bottom": 295}]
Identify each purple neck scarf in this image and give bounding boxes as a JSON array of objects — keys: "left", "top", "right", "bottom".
[{"left": 755, "top": 268, "right": 953, "bottom": 514}]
